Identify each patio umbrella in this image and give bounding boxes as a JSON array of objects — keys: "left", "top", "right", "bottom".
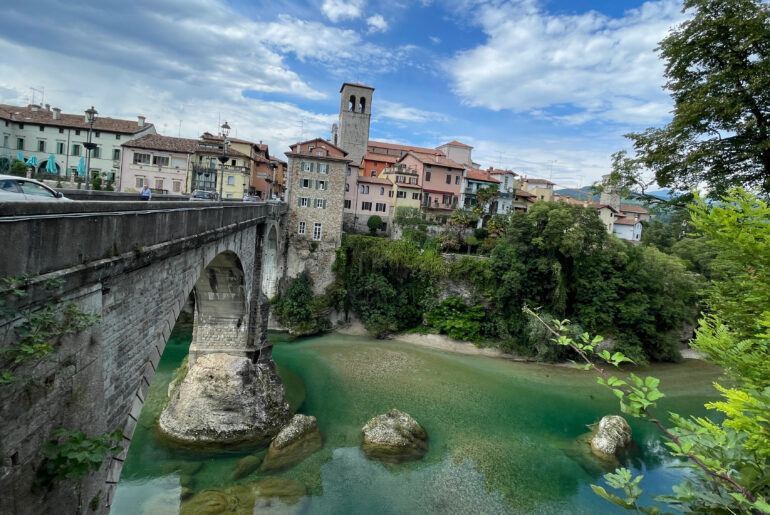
[
  {"left": 77, "top": 156, "right": 86, "bottom": 176},
  {"left": 26, "top": 156, "right": 39, "bottom": 167},
  {"left": 45, "top": 154, "right": 57, "bottom": 174},
  {"left": 16, "top": 150, "right": 23, "bottom": 161}
]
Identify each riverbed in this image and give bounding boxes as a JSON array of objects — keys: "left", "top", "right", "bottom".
[{"left": 112, "top": 328, "right": 721, "bottom": 514}]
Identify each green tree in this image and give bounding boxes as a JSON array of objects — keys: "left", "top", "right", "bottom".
[
  {"left": 367, "top": 215, "right": 384, "bottom": 234},
  {"left": 10, "top": 159, "right": 27, "bottom": 177},
  {"left": 272, "top": 273, "right": 329, "bottom": 335},
  {"left": 473, "top": 184, "right": 499, "bottom": 221},
  {"left": 623, "top": 0, "right": 770, "bottom": 198}
]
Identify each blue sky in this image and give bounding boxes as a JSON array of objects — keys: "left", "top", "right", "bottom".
[{"left": 0, "top": 0, "right": 687, "bottom": 186}]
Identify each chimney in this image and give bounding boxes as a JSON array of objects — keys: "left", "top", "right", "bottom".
[
  {"left": 137, "top": 115, "right": 145, "bottom": 127},
  {"left": 52, "top": 108, "right": 61, "bottom": 120}
]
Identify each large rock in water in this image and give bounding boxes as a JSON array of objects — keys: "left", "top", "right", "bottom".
[
  {"left": 159, "top": 353, "right": 291, "bottom": 445},
  {"left": 361, "top": 409, "right": 428, "bottom": 463},
  {"left": 261, "top": 414, "right": 323, "bottom": 473},
  {"left": 590, "top": 415, "right": 632, "bottom": 457},
  {"left": 179, "top": 478, "right": 307, "bottom": 515}
]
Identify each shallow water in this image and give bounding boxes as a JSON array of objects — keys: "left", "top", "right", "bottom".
[{"left": 112, "top": 328, "right": 722, "bottom": 514}]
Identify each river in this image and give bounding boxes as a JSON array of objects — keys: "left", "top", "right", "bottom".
[{"left": 112, "top": 326, "right": 721, "bottom": 514}]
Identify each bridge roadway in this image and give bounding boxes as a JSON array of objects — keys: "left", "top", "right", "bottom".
[{"left": 0, "top": 200, "right": 288, "bottom": 514}]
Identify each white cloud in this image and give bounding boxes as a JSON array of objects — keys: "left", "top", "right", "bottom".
[
  {"left": 366, "top": 14, "right": 389, "bottom": 33},
  {"left": 376, "top": 100, "right": 450, "bottom": 124},
  {"left": 449, "top": 0, "right": 686, "bottom": 125},
  {"left": 429, "top": 36, "right": 441, "bottom": 44},
  {"left": 321, "top": 0, "right": 365, "bottom": 22}
]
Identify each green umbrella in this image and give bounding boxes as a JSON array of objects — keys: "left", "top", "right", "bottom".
[
  {"left": 77, "top": 157, "right": 86, "bottom": 176},
  {"left": 26, "top": 156, "right": 39, "bottom": 167},
  {"left": 46, "top": 154, "right": 57, "bottom": 174}
]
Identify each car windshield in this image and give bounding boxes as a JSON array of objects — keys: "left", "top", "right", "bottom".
[{"left": 1, "top": 179, "right": 20, "bottom": 193}]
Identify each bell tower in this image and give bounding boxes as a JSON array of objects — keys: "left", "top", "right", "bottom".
[{"left": 337, "top": 82, "right": 374, "bottom": 166}]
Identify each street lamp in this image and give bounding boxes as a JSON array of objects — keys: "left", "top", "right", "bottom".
[
  {"left": 217, "top": 121, "right": 230, "bottom": 201},
  {"left": 269, "top": 161, "right": 277, "bottom": 200},
  {"left": 83, "top": 106, "right": 98, "bottom": 190}
]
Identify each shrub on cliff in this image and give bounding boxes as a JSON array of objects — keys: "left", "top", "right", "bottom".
[{"left": 272, "top": 273, "right": 330, "bottom": 336}]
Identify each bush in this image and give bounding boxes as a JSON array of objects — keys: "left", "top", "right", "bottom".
[
  {"left": 272, "top": 273, "right": 329, "bottom": 335},
  {"left": 367, "top": 215, "right": 384, "bottom": 234},
  {"left": 425, "top": 295, "right": 486, "bottom": 341}
]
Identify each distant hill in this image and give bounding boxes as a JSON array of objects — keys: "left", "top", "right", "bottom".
[
  {"left": 554, "top": 187, "right": 594, "bottom": 201},
  {"left": 644, "top": 189, "right": 674, "bottom": 200}
]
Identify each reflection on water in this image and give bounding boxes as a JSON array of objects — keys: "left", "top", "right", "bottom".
[{"left": 112, "top": 329, "right": 720, "bottom": 514}]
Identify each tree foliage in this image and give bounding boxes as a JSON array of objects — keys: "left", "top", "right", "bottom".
[
  {"left": 623, "top": 0, "right": 770, "bottom": 198},
  {"left": 272, "top": 273, "right": 330, "bottom": 335},
  {"left": 367, "top": 215, "right": 384, "bottom": 234}
]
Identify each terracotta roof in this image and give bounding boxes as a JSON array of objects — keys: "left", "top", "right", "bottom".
[
  {"left": 515, "top": 189, "right": 536, "bottom": 198},
  {"left": 0, "top": 103, "right": 152, "bottom": 134},
  {"left": 465, "top": 168, "right": 500, "bottom": 183},
  {"left": 523, "top": 177, "right": 555, "bottom": 185},
  {"left": 122, "top": 134, "right": 199, "bottom": 153},
  {"left": 554, "top": 194, "right": 584, "bottom": 205},
  {"left": 195, "top": 143, "right": 252, "bottom": 161},
  {"left": 620, "top": 203, "right": 649, "bottom": 214},
  {"left": 363, "top": 152, "right": 400, "bottom": 163},
  {"left": 442, "top": 140, "right": 473, "bottom": 149},
  {"left": 368, "top": 140, "right": 445, "bottom": 156},
  {"left": 269, "top": 156, "right": 287, "bottom": 165},
  {"left": 489, "top": 168, "right": 517, "bottom": 176},
  {"left": 614, "top": 217, "right": 640, "bottom": 226},
  {"left": 290, "top": 137, "right": 348, "bottom": 156},
  {"left": 340, "top": 82, "right": 375, "bottom": 92},
  {"left": 201, "top": 132, "right": 269, "bottom": 155},
  {"left": 358, "top": 175, "right": 392, "bottom": 185},
  {"left": 406, "top": 151, "right": 465, "bottom": 170}
]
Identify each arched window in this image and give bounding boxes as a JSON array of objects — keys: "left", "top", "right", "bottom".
[
  {"left": 359, "top": 97, "right": 366, "bottom": 113},
  {"left": 349, "top": 95, "right": 356, "bottom": 112}
]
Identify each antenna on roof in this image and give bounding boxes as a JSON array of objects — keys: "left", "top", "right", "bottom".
[
  {"left": 30, "top": 86, "right": 44, "bottom": 106},
  {"left": 178, "top": 120, "right": 182, "bottom": 137}
]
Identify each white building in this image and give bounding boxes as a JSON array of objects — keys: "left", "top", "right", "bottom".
[{"left": 0, "top": 103, "right": 155, "bottom": 187}]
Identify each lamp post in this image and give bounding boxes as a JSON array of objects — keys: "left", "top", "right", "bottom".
[
  {"left": 269, "top": 161, "right": 277, "bottom": 200},
  {"left": 83, "top": 106, "right": 98, "bottom": 190},
  {"left": 216, "top": 121, "right": 230, "bottom": 201}
]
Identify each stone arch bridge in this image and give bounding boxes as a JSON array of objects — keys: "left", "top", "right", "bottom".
[{"left": 0, "top": 201, "right": 288, "bottom": 514}]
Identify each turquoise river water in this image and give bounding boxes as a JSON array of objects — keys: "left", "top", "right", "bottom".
[{"left": 112, "top": 326, "right": 721, "bottom": 514}]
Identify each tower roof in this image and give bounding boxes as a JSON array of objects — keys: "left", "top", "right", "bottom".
[{"left": 340, "top": 82, "right": 375, "bottom": 92}]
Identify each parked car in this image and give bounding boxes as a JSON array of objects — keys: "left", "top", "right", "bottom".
[
  {"left": 0, "top": 174, "right": 71, "bottom": 202},
  {"left": 189, "top": 190, "right": 218, "bottom": 201},
  {"left": 242, "top": 195, "right": 261, "bottom": 203}
]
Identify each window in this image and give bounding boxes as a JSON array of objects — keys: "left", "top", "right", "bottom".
[
  {"left": 112, "top": 149, "right": 120, "bottom": 160},
  {"left": 443, "top": 194, "right": 452, "bottom": 205},
  {"left": 298, "top": 221, "right": 306, "bottom": 235},
  {"left": 37, "top": 140, "right": 46, "bottom": 152},
  {"left": 314, "top": 198, "right": 327, "bottom": 209},
  {"left": 346, "top": 167, "right": 351, "bottom": 176},
  {"left": 301, "top": 178, "right": 311, "bottom": 188},
  {"left": 72, "top": 144, "right": 81, "bottom": 156},
  {"left": 446, "top": 175, "right": 451, "bottom": 184},
  {"left": 59, "top": 128, "right": 64, "bottom": 134},
  {"left": 412, "top": 192, "right": 420, "bottom": 200},
  {"left": 317, "top": 180, "right": 327, "bottom": 190},
  {"left": 455, "top": 175, "right": 460, "bottom": 185},
  {"left": 19, "top": 180, "right": 56, "bottom": 198},
  {"left": 397, "top": 190, "right": 406, "bottom": 198},
  {"left": 230, "top": 159, "right": 236, "bottom": 166},
  {"left": 313, "top": 223, "right": 322, "bottom": 241},
  {"left": 155, "top": 179, "right": 164, "bottom": 190},
  {"left": 410, "top": 177, "right": 417, "bottom": 184},
  {"left": 16, "top": 138, "right": 24, "bottom": 150},
  {"left": 226, "top": 194, "right": 233, "bottom": 199},
  {"left": 299, "top": 197, "right": 309, "bottom": 207},
  {"left": 361, "top": 201, "right": 372, "bottom": 211},
  {"left": 227, "top": 176, "right": 234, "bottom": 185},
  {"left": 18, "top": 124, "right": 24, "bottom": 129},
  {"left": 92, "top": 147, "right": 101, "bottom": 158},
  {"left": 133, "top": 152, "right": 150, "bottom": 164},
  {"left": 116, "top": 134, "right": 121, "bottom": 140},
  {"left": 388, "top": 191, "right": 393, "bottom": 197},
  {"left": 370, "top": 170, "right": 376, "bottom": 177},
  {"left": 396, "top": 175, "right": 404, "bottom": 183},
  {"left": 344, "top": 199, "right": 351, "bottom": 209},
  {"left": 379, "top": 187, "right": 384, "bottom": 195},
  {"left": 39, "top": 125, "right": 44, "bottom": 132},
  {"left": 375, "top": 203, "right": 386, "bottom": 212},
  {"left": 2, "top": 135, "right": 7, "bottom": 148},
  {"left": 153, "top": 155, "right": 169, "bottom": 166},
  {"left": 318, "top": 163, "right": 328, "bottom": 174},
  {"left": 382, "top": 222, "right": 387, "bottom": 231},
  {"left": 425, "top": 171, "right": 431, "bottom": 181},
  {"left": 301, "top": 161, "right": 312, "bottom": 172},
  {"left": 135, "top": 177, "right": 145, "bottom": 188},
  {"left": 75, "top": 129, "right": 80, "bottom": 135},
  {"left": 345, "top": 183, "right": 349, "bottom": 192},
  {"left": 359, "top": 185, "right": 369, "bottom": 194},
  {"left": 316, "top": 151, "right": 324, "bottom": 156},
  {"left": 173, "top": 181, "right": 181, "bottom": 192}
]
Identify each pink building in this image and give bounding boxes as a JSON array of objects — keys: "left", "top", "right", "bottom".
[
  {"left": 343, "top": 166, "right": 393, "bottom": 234},
  {"left": 120, "top": 134, "right": 198, "bottom": 194},
  {"left": 398, "top": 151, "right": 464, "bottom": 215}
]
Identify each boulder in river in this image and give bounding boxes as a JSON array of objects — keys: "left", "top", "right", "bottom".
[
  {"left": 361, "top": 408, "right": 428, "bottom": 463},
  {"left": 231, "top": 454, "right": 263, "bottom": 480},
  {"left": 180, "top": 478, "right": 306, "bottom": 514},
  {"left": 261, "top": 414, "right": 323, "bottom": 473},
  {"left": 158, "top": 353, "right": 291, "bottom": 446},
  {"left": 590, "top": 415, "right": 632, "bottom": 458}
]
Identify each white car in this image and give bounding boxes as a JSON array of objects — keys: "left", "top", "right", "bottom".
[{"left": 0, "top": 174, "right": 71, "bottom": 201}]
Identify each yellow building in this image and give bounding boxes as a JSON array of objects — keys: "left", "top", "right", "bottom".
[
  {"left": 381, "top": 164, "right": 421, "bottom": 210},
  {"left": 188, "top": 136, "right": 253, "bottom": 199},
  {"left": 521, "top": 177, "right": 555, "bottom": 202}
]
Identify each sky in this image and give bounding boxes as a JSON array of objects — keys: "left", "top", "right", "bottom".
[{"left": 0, "top": 0, "right": 688, "bottom": 188}]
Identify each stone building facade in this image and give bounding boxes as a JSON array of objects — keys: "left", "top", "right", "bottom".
[
  {"left": 285, "top": 138, "right": 350, "bottom": 293},
  {"left": 335, "top": 83, "right": 373, "bottom": 166}
]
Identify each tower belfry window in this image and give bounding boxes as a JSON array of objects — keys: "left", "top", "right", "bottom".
[
  {"left": 359, "top": 97, "right": 366, "bottom": 113},
  {"left": 349, "top": 95, "right": 356, "bottom": 112}
]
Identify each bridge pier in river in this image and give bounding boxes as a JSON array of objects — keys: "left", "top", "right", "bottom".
[{"left": 0, "top": 201, "right": 288, "bottom": 514}]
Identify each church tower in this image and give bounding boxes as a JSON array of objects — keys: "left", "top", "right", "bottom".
[{"left": 337, "top": 83, "right": 374, "bottom": 166}]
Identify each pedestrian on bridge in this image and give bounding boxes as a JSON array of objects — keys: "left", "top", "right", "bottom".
[{"left": 140, "top": 185, "right": 152, "bottom": 201}]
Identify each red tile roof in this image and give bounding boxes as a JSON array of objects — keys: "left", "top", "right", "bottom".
[
  {"left": 523, "top": 177, "right": 555, "bottom": 185},
  {"left": 614, "top": 217, "right": 640, "bottom": 226},
  {"left": 122, "top": 134, "right": 199, "bottom": 153},
  {"left": 363, "top": 152, "right": 400, "bottom": 163},
  {"left": 489, "top": 168, "right": 517, "bottom": 176},
  {"left": 515, "top": 189, "right": 536, "bottom": 198},
  {"left": 619, "top": 203, "right": 649, "bottom": 214},
  {"left": 442, "top": 140, "right": 473, "bottom": 148},
  {"left": 368, "top": 140, "right": 445, "bottom": 156},
  {"left": 407, "top": 151, "right": 466, "bottom": 170},
  {"left": 0, "top": 103, "right": 152, "bottom": 134},
  {"left": 358, "top": 175, "right": 393, "bottom": 185},
  {"left": 465, "top": 168, "right": 500, "bottom": 183},
  {"left": 341, "top": 82, "right": 375, "bottom": 92}
]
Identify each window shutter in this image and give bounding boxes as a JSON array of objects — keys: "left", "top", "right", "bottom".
[
  {"left": 310, "top": 162, "right": 315, "bottom": 172},
  {"left": 323, "top": 199, "right": 327, "bottom": 209},
  {"left": 297, "top": 197, "right": 301, "bottom": 207}
]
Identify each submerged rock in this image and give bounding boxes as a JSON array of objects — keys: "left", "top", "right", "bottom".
[
  {"left": 590, "top": 415, "right": 632, "bottom": 458},
  {"left": 179, "top": 478, "right": 306, "bottom": 515},
  {"left": 232, "top": 455, "right": 263, "bottom": 480},
  {"left": 261, "top": 414, "right": 323, "bottom": 473},
  {"left": 158, "top": 353, "right": 291, "bottom": 446},
  {"left": 361, "top": 409, "right": 429, "bottom": 463}
]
